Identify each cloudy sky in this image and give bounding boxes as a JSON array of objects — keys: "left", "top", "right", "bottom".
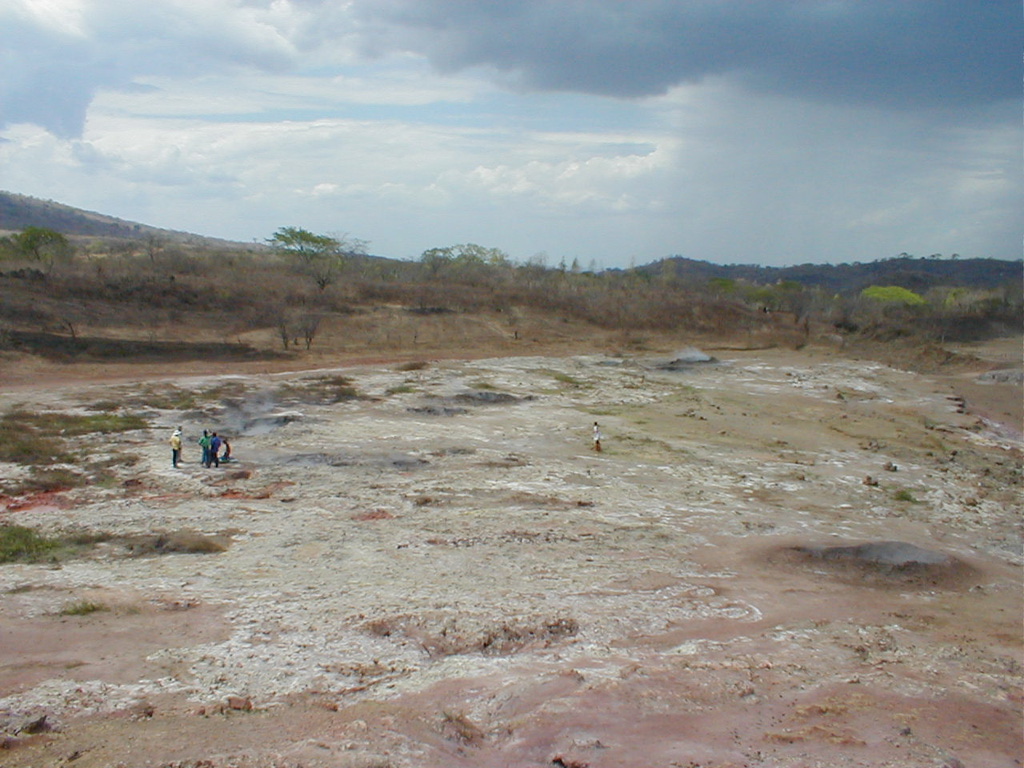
[{"left": 0, "top": 0, "right": 1019, "bottom": 268}]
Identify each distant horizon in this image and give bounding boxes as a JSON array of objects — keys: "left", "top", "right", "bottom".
[{"left": 3, "top": 189, "right": 1020, "bottom": 272}]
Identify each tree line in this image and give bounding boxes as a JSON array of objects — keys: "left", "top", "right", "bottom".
[{"left": 1, "top": 225, "right": 1020, "bottom": 354}]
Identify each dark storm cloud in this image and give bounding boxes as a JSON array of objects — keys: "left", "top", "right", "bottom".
[
  {"left": 2, "top": 1, "right": 1015, "bottom": 138},
  {"left": 352, "top": 0, "right": 1019, "bottom": 108}
]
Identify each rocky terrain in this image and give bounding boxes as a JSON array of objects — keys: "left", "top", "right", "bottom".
[{"left": 0, "top": 339, "right": 1020, "bottom": 767}]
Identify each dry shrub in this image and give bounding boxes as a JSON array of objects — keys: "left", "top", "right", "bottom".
[
  {"left": 363, "top": 613, "right": 578, "bottom": 657},
  {"left": 9, "top": 467, "right": 85, "bottom": 493},
  {"left": 124, "top": 531, "right": 230, "bottom": 556},
  {"left": 276, "top": 375, "right": 358, "bottom": 404},
  {"left": 440, "top": 711, "right": 485, "bottom": 746},
  {"left": 59, "top": 599, "right": 107, "bottom": 616},
  {"left": 396, "top": 360, "right": 428, "bottom": 371}
]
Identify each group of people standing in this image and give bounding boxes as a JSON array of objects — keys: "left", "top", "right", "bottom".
[{"left": 169, "top": 427, "right": 231, "bottom": 468}]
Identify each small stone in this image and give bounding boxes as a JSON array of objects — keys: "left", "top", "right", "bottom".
[
  {"left": 226, "top": 695, "right": 252, "bottom": 711},
  {"left": 20, "top": 714, "right": 51, "bottom": 734}
]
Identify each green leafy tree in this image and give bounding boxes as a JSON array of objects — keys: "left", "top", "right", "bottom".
[
  {"left": 860, "top": 285, "right": 926, "bottom": 306},
  {"left": 267, "top": 227, "right": 340, "bottom": 265},
  {"left": 267, "top": 227, "right": 367, "bottom": 290},
  {"left": 420, "top": 246, "right": 454, "bottom": 278},
  {"left": 12, "top": 226, "right": 71, "bottom": 270},
  {"left": 420, "top": 243, "right": 510, "bottom": 282}
]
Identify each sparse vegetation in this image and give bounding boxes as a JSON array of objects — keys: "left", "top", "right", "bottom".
[
  {"left": 0, "top": 525, "right": 61, "bottom": 563},
  {"left": 1, "top": 209, "right": 1019, "bottom": 365},
  {"left": 892, "top": 488, "right": 919, "bottom": 503},
  {"left": 276, "top": 375, "right": 358, "bottom": 404},
  {"left": 122, "top": 531, "right": 230, "bottom": 555},
  {"left": 0, "top": 409, "right": 148, "bottom": 472},
  {"left": 0, "top": 414, "right": 69, "bottom": 464},
  {"left": 11, "top": 467, "right": 87, "bottom": 493},
  {"left": 59, "top": 599, "right": 107, "bottom": 616},
  {"left": 0, "top": 526, "right": 229, "bottom": 564},
  {"left": 546, "top": 371, "right": 586, "bottom": 387},
  {"left": 396, "top": 361, "right": 429, "bottom": 371}
]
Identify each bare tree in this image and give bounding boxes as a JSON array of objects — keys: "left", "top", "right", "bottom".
[{"left": 297, "top": 313, "right": 322, "bottom": 350}]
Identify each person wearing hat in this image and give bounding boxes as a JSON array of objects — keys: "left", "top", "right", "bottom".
[{"left": 170, "top": 427, "right": 183, "bottom": 468}]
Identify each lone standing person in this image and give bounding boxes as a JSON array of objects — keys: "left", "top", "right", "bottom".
[
  {"left": 593, "top": 421, "right": 602, "bottom": 452},
  {"left": 170, "top": 428, "right": 182, "bottom": 468}
]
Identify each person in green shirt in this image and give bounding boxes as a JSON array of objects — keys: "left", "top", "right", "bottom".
[{"left": 198, "top": 430, "right": 211, "bottom": 467}]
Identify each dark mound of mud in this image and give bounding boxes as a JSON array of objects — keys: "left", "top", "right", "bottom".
[
  {"left": 656, "top": 347, "right": 719, "bottom": 371},
  {"left": 408, "top": 405, "right": 468, "bottom": 417},
  {"left": 453, "top": 391, "right": 527, "bottom": 405},
  {"left": 778, "top": 540, "right": 976, "bottom": 589},
  {"left": 283, "top": 451, "right": 429, "bottom": 471}
]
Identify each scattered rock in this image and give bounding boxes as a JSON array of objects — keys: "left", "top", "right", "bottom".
[
  {"left": 551, "top": 754, "right": 590, "bottom": 768},
  {"left": 978, "top": 369, "right": 1023, "bottom": 384},
  {"left": 408, "top": 405, "right": 468, "bottom": 417},
  {"left": 19, "top": 714, "right": 51, "bottom": 734},
  {"left": 225, "top": 695, "right": 253, "bottom": 711}
]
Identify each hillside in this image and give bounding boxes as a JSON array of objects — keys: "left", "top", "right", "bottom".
[
  {"left": 642, "top": 254, "right": 1023, "bottom": 294},
  {"left": 3, "top": 191, "right": 1020, "bottom": 294},
  {"left": 0, "top": 191, "right": 249, "bottom": 249}
]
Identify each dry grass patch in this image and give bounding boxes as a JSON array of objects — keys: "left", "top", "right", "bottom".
[
  {"left": 395, "top": 360, "right": 429, "bottom": 371},
  {"left": 0, "top": 525, "right": 61, "bottom": 563},
  {"left": 275, "top": 375, "right": 359, "bottom": 404},
  {"left": 122, "top": 531, "right": 231, "bottom": 556},
  {"left": 0, "top": 409, "right": 148, "bottom": 466},
  {"left": 0, "top": 526, "right": 229, "bottom": 564},
  {"left": 58, "top": 599, "right": 108, "bottom": 616}
]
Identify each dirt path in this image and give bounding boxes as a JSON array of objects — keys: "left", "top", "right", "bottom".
[{"left": 0, "top": 341, "right": 1020, "bottom": 767}]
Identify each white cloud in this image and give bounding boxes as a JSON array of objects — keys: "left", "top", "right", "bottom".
[
  {"left": 13, "top": 0, "right": 89, "bottom": 36},
  {"left": 0, "top": 1, "right": 1018, "bottom": 266}
]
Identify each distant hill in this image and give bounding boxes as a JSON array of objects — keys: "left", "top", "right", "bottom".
[
  {"left": 641, "top": 255, "right": 1022, "bottom": 294},
  {"left": 3, "top": 191, "right": 1020, "bottom": 294},
  {"left": 0, "top": 191, "right": 250, "bottom": 249}
]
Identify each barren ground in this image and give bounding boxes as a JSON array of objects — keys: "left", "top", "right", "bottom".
[{"left": 0, "top": 334, "right": 1021, "bottom": 768}]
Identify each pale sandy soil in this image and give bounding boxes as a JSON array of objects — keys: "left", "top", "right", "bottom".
[{"left": 0, "top": 336, "right": 1020, "bottom": 768}]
